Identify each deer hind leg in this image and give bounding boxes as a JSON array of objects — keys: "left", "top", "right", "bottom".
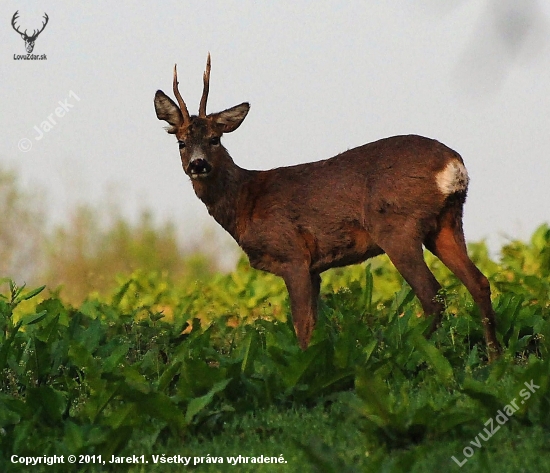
[
  {"left": 425, "top": 206, "right": 501, "bottom": 360},
  {"left": 282, "top": 266, "right": 320, "bottom": 350},
  {"left": 378, "top": 237, "right": 445, "bottom": 333}
]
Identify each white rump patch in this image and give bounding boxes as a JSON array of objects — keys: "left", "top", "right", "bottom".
[{"left": 436, "top": 160, "right": 469, "bottom": 196}]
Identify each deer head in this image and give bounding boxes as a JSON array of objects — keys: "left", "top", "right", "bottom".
[
  {"left": 11, "top": 11, "right": 49, "bottom": 54},
  {"left": 154, "top": 54, "right": 250, "bottom": 181}
]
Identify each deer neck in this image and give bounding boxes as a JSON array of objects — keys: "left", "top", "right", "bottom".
[{"left": 191, "top": 161, "right": 250, "bottom": 240}]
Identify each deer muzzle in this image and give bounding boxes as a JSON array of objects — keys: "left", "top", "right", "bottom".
[{"left": 187, "top": 157, "right": 212, "bottom": 178}]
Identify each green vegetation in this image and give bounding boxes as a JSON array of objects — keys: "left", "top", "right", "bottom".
[
  {"left": 42, "top": 207, "right": 216, "bottom": 304},
  {"left": 1, "top": 167, "right": 550, "bottom": 471},
  {"left": 1, "top": 224, "right": 550, "bottom": 472}
]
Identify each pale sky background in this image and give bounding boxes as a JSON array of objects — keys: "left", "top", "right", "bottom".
[{"left": 1, "top": 1, "right": 549, "bottom": 263}]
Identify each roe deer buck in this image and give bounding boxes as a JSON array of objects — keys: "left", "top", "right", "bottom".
[{"left": 154, "top": 54, "right": 501, "bottom": 360}]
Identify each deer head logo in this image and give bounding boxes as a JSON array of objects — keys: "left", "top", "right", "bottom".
[{"left": 11, "top": 11, "right": 49, "bottom": 54}]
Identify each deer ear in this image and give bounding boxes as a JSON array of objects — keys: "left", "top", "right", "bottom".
[
  {"left": 210, "top": 103, "right": 250, "bottom": 133},
  {"left": 154, "top": 90, "right": 184, "bottom": 134}
]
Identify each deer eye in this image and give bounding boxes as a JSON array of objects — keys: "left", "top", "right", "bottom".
[
  {"left": 209, "top": 137, "right": 220, "bottom": 146},
  {"left": 178, "top": 140, "right": 186, "bottom": 149}
]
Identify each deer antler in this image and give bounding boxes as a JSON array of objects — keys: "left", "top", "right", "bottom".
[
  {"left": 11, "top": 11, "right": 24, "bottom": 36},
  {"left": 173, "top": 65, "right": 191, "bottom": 123},
  {"left": 28, "top": 13, "right": 48, "bottom": 40},
  {"left": 199, "top": 53, "right": 211, "bottom": 117},
  {"left": 11, "top": 11, "right": 48, "bottom": 39}
]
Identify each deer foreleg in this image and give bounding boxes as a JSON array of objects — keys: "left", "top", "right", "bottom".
[{"left": 283, "top": 267, "right": 319, "bottom": 350}]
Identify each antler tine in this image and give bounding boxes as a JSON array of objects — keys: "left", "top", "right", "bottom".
[
  {"left": 198, "top": 53, "right": 211, "bottom": 117},
  {"left": 173, "top": 64, "right": 191, "bottom": 123},
  {"left": 21, "top": 12, "right": 48, "bottom": 41},
  {"left": 39, "top": 13, "right": 49, "bottom": 33},
  {"left": 11, "top": 10, "right": 23, "bottom": 34}
]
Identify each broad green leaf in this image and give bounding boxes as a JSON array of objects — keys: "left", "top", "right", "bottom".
[
  {"left": 17, "top": 285, "right": 46, "bottom": 303},
  {"left": 410, "top": 332, "right": 455, "bottom": 387},
  {"left": 460, "top": 377, "right": 503, "bottom": 413},
  {"left": 63, "top": 420, "right": 85, "bottom": 452},
  {"left": 26, "top": 386, "right": 67, "bottom": 422},
  {"left": 239, "top": 330, "right": 258, "bottom": 375},
  {"left": 102, "top": 343, "right": 130, "bottom": 373},
  {"left": 88, "top": 385, "right": 119, "bottom": 423},
  {"left": 36, "top": 298, "right": 69, "bottom": 327},
  {"left": 157, "top": 360, "right": 183, "bottom": 392},
  {"left": 435, "top": 409, "right": 479, "bottom": 434},
  {"left": 354, "top": 371, "right": 391, "bottom": 426},
  {"left": 0, "top": 398, "right": 24, "bottom": 427},
  {"left": 363, "top": 339, "right": 378, "bottom": 363},
  {"left": 141, "top": 392, "right": 186, "bottom": 429},
  {"left": 274, "top": 342, "right": 326, "bottom": 390},
  {"left": 112, "top": 278, "right": 133, "bottom": 307},
  {"left": 18, "top": 310, "right": 48, "bottom": 326},
  {"left": 185, "top": 379, "right": 231, "bottom": 424},
  {"left": 0, "top": 299, "right": 11, "bottom": 317},
  {"left": 104, "top": 403, "right": 136, "bottom": 429},
  {"left": 390, "top": 284, "right": 415, "bottom": 318},
  {"left": 122, "top": 366, "right": 151, "bottom": 394}
]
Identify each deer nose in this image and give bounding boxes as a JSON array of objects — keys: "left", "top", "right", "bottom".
[{"left": 187, "top": 157, "right": 212, "bottom": 177}]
